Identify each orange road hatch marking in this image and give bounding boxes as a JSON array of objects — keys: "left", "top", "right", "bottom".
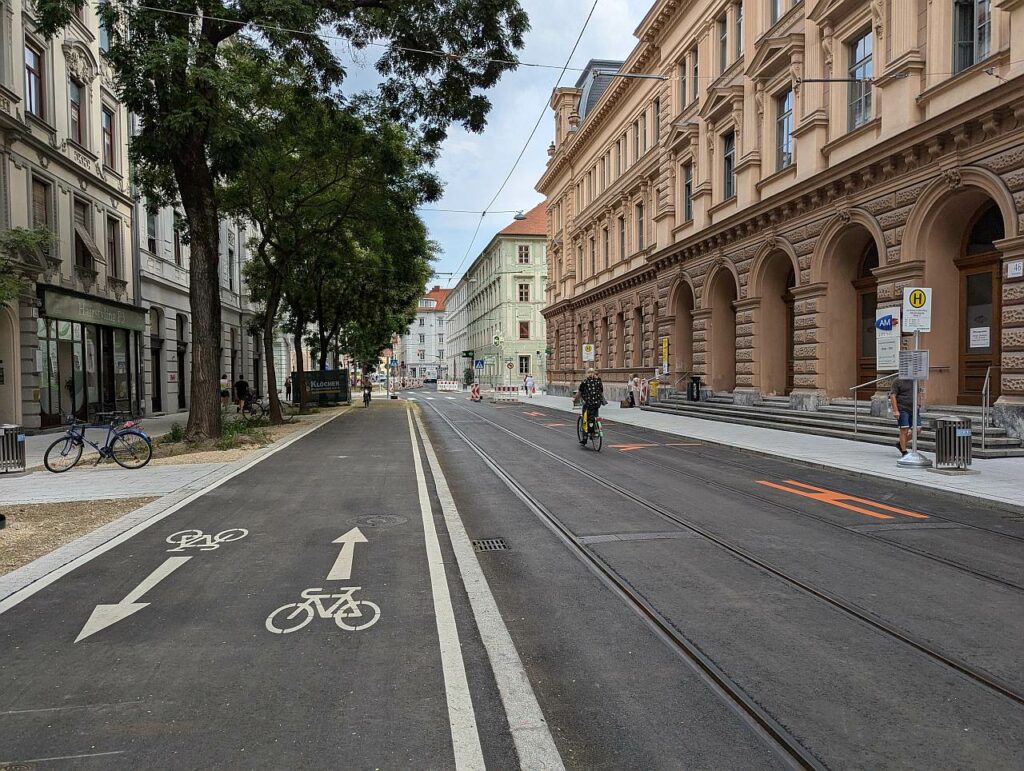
[
  {"left": 609, "top": 443, "right": 659, "bottom": 452},
  {"left": 523, "top": 411, "right": 545, "bottom": 417},
  {"left": 757, "top": 479, "right": 929, "bottom": 521},
  {"left": 545, "top": 422, "right": 567, "bottom": 427}
]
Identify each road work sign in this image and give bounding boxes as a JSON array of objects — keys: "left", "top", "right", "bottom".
[
  {"left": 582, "top": 343, "right": 595, "bottom": 362},
  {"left": 902, "top": 287, "right": 932, "bottom": 333},
  {"left": 876, "top": 307, "right": 900, "bottom": 371}
]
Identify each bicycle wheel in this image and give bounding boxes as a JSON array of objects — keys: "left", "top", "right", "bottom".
[
  {"left": 576, "top": 415, "right": 585, "bottom": 444},
  {"left": 592, "top": 426, "right": 603, "bottom": 452},
  {"left": 266, "top": 603, "right": 314, "bottom": 634},
  {"left": 335, "top": 600, "right": 381, "bottom": 632},
  {"left": 166, "top": 529, "right": 203, "bottom": 547},
  {"left": 109, "top": 430, "right": 152, "bottom": 469},
  {"left": 44, "top": 437, "right": 83, "bottom": 473},
  {"left": 215, "top": 528, "right": 248, "bottom": 543}
]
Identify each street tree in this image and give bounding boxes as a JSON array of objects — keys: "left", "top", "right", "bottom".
[
  {"left": 0, "top": 228, "right": 55, "bottom": 306},
  {"left": 35, "top": 0, "right": 528, "bottom": 439},
  {"left": 225, "top": 50, "right": 439, "bottom": 423}
]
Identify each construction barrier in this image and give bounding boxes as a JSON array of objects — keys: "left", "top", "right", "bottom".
[
  {"left": 437, "top": 380, "right": 461, "bottom": 392},
  {"left": 471, "top": 383, "right": 481, "bottom": 401},
  {"left": 492, "top": 385, "right": 520, "bottom": 403}
]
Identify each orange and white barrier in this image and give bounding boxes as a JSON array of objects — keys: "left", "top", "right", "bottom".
[
  {"left": 437, "top": 380, "right": 461, "bottom": 392},
  {"left": 492, "top": 385, "right": 520, "bottom": 403},
  {"left": 470, "top": 383, "right": 481, "bottom": 401}
]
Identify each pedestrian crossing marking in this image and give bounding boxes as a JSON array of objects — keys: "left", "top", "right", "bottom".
[
  {"left": 757, "top": 479, "right": 929, "bottom": 521},
  {"left": 426, "top": 397, "right": 435, "bottom": 400}
]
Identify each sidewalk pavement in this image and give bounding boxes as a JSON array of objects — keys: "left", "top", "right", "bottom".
[
  {"left": 21, "top": 411, "right": 192, "bottom": 469},
  {"left": 1, "top": 463, "right": 230, "bottom": 504},
  {"left": 528, "top": 393, "right": 1024, "bottom": 512}
]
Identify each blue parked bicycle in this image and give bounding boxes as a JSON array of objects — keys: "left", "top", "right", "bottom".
[{"left": 44, "top": 412, "right": 152, "bottom": 473}]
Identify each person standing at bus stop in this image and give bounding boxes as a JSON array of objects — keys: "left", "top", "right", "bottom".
[{"left": 889, "top": 377, "right": 924, "bottom": 456}]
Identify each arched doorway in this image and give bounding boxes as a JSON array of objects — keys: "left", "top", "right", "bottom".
[
  {"left": 0, "top": 305, "right": 18, "bottom": 424},
  {"left": 816, "top": 222, "right": 882, "bottom": 397},
  {"left": 671, "top": 282, "right": 695, "bottom": 378},
  {"left": 854, "top": 244, "right": 880, "bottom": 392},
  {"left": 914, "top": 192, "right": 1009, "bottom": 405},
  {"left": 959, "top": 204, "right": 1003, "bottom": 403},
  {"left": 707, "top": 269, "right": 738, "bottom": 392},
  {"left": 757, "top": 252, "right": 798, "bottom": 396}
]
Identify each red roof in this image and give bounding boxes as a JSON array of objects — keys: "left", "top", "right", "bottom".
[
  {"left": 498, "top": 203, "right": 546, "bottom": 236},
  {"left": 423, "top": 285, "right": 452, "bottom": 311}
]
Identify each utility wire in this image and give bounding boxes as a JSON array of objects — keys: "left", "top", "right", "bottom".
[{"left": 446, "top": 0, "right": 603, "bottom": 283}]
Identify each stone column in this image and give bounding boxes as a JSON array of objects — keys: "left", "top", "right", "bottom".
[
  {"left": 788, "top": 282, "right": 828, "bottom": 411},
  {"left": 18, "top": 293, "right": 41, "bottom": 430},
  {"left": 994, "top": 236, "right": 1024, "bottom": 437},
  {"left": 733, "top": 297, "right": 759, "bottom": 404},
  {"left": 691, "top": 308, "right": 712, "bottom": 388}
]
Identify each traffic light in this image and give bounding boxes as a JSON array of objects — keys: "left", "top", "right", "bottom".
[{"left": 462, "top": 350, "right": 474, "bottom": 358}]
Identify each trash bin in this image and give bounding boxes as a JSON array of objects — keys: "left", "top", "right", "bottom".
[
  {"left": 688, "top": 375, "right": 702, "bottom": 402},
  {"left": 933, "top": 416, "right": 972, "bottom": 470},
  {"left": 0, "top": 424, "right": 26, "bottom": 474}
]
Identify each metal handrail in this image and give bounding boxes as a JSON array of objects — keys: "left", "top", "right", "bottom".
[
  {"left": 981, "top": 365, "right": 999, "bottom": 450},
  {"left": 849, "top": 372, "right": 898, "bottom": 435}
]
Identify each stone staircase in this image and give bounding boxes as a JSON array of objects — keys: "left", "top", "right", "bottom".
[{"left": 643, "top": 390, "right": 1024, "bottom": 459}]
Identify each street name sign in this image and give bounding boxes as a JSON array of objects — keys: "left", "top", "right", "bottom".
[
  {"left": 875, "top": 306, "right": 901, "bottom": 371},
  {"left": 899, "top": 349, "right": 930, "bottom": 380},
  {"left": 902, "top": 287, "right": 932, "bottom": 333}
]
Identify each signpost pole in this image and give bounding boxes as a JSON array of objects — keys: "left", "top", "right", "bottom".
[{"left": 912, "top": 330, "right": 920, "bottom": 457}]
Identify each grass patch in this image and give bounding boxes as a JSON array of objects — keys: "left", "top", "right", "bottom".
[{"left": 154, "top": 415, "right": 272, "bottom": 458}]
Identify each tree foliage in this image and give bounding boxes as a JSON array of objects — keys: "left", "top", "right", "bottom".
[{"left": 0, "top": 227, "right": 55, "bottom": 306}]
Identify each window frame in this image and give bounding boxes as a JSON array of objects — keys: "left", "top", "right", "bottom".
[
  {"left": 847, "top": 30, "right": 873, "bottom": 132},
  {"left": 618, "top": 215, "right": 626, "bottom": 260},
  {"left": 735, "top": 2, "right": 743, "bottom": 60},
  {"left": 722, "top": 131, "right": 737, "bottom": 200},
  {"left": 518, "top": 355, "right": 531, "bottom": 375},
  {"left": 69, "top": 79, "right": 84, "bottom": 146},
  {"left": 517, "top": 244, "right": 530, "bottom": 264},
  {"left": 635, "top": 201, "right": 645, "bottom": 251},
  {"left": 690, "top": 48, "right": 699, "bottom": 104},
  {"left": 776, "top": 88, "right": 794, "bottom": 170},
  {"left": 953, "top": 0, "right": 992, "bottom": 74},
  {"left": 106, "top": 216, "right": 121, "bottom": 278},
  {"left": 101, "top": 104, "right": 116, "bottom": 169},
  {"left": 24, "top": 43, "right": 44, "bottom": 119},
  {"left": 602, "top": 226, "right": 610, "bottom": 269},
  {"left": 718, "top": 15, "right": 729, "bottom": 73},
  {"left": 682, "top": 162, "right": 694, "bottom": 222},
  {"left": 146, "top": 208, "right": 158, "bottom": 253},
  {"left": 518, "top": 282, "right": 530, "bottom": 303},
  {"left": 518, "top": 321, "right": 530, "bottom": 340}
]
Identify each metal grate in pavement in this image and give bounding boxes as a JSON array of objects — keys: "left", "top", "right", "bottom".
[{"left": 472, "top": 538, "right": 509, "bottom": 552}]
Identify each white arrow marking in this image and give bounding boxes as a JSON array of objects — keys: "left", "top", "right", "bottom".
[
  {"left": 75, "top": 557, "right": 191, "bottom": 643},
  {"left": 327, "top": 527, "right": 368, "bottom": 581}
]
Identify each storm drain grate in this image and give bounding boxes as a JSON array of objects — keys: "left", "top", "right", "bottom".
[{"left": 472, "top": 538, "right": 509, "bottom": 552}]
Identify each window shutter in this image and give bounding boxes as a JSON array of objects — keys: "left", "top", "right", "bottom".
[{"left": 32, "top": 180, "right": 48, "bottom": 227}]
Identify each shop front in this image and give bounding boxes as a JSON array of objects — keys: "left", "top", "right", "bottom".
[{"left": 37, "top": 289, "right": 146, "bottom": 428}]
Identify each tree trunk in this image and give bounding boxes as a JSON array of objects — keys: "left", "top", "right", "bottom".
[
  {"left": 173, "top": 142, "right": 223, "bottom": 441},
  {"left": 262, "top": 273, "right": 284, "bottom": 425},
  {"left": 293, "top": 321, "right": 307, "bottom": 413}
]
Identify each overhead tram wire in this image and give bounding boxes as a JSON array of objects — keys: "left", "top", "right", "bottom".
[
  {"left": 134, "top": 7, "right": 1019, "bottom": 83},
  {"left": 445, "top": 0, "right": 603, "bottom": 283}
]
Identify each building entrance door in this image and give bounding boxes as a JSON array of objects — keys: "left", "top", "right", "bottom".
[
  {"left": 958, "top": 261, "right": 1001, "bottom": 405},
  {"left": 784, "top": 290, "right": 795, "bottom": 394},
  {"left": 853, "top": 246, "right": 879, "bottom": 396},
  {"left": 151, "top": 342, "right": 163, "bottom": 413}
]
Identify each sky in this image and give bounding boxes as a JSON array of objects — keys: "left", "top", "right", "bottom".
[{"left": 339, "top": 0, "right": 653, "bottom": 287}]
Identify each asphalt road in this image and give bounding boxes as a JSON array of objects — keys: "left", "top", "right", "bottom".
[
  {"left": 412, "top": 387, "right": 1024, "bottom": 769},
  {"left": 3, "top": 389, "right": 1024, "bottom": 769}
]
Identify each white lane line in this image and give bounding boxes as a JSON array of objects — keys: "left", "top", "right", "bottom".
[
  {"left": 414, "top": 411, "right": 565, "bottom": 771},
  {"left": 445, "top": 397, "right": 456, "bottom": 401},
  {"left": 406, "top": 409, "right": 485, "bottom": 771},
  {"left": 426, "top": 396, "right": 435, "bottom": 401},
  {"left": 0, "top": 410, "right": 350, "bottom": 616},
  {"left": 0, "top": 751, "right": 126, "bottom": 764}
]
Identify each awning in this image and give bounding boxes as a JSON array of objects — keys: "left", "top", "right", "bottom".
[{"left": 74, "top": 221, "right": 104, "bottom": 266}]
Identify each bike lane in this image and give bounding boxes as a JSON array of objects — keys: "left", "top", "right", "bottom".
[{"left": 0, "top": 403, "right": 517, "bottom": 768}]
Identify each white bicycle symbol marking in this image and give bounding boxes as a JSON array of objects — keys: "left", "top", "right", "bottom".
[
  {"left": 166, "top": 528, "right": 249, "bottom": 552},
  {"left": 265, "top": 587, "right": 381, "bottom": 634}
]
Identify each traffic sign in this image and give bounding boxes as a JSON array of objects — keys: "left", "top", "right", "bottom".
[
  {"left": 474, "top": 359, "right": 485, "bottom": 369},
  {"left": 902, "top": 287, "right": 932, "bottom": 332},
  {"left": 506, "top": 361, "right": 514, "bottom": 370},
  {"left": 582, "top": 343, "right": 595, "bottom": 362}
]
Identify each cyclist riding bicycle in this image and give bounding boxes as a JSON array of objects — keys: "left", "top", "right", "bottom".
[
  {"left": 577, "top": 368, "right": 606, "bottom": 445},
  {"left": 362, "top": 383, "right": 372, "bottom": 407}
]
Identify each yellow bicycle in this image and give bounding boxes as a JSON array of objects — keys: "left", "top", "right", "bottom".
[{"left": 576, "top": 406, "right": 603, "bottom": 452}]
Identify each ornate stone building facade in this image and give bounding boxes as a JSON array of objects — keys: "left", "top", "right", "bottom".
[
  {"left": 1, "top": 1, "right": 137, "bottom": 429},
  {"left": 540, "top": 0, "right": 1024, "bottom": 434}
]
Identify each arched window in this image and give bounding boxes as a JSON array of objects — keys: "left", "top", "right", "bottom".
[{"left": 966, "top": 203, "right": 1004, "bottom": 256}]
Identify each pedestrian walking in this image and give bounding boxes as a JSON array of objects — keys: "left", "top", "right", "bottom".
[
  {"left": 220, "top": 374, "right": 230, "bottom": 409},
  {"left": 234, "top": 376, "right": 251, "bottom": 413},
  {"left": 525, "top": 374, "right": 536, "bottom": 397},
  {"left": 889, "top": 378, "right": 924, "bottom": 456},
  {"left": 284, "top": 376, "right": 292, "bottom": 403}
]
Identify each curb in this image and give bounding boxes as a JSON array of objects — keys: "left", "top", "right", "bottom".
[{"left": 0, "top": 409, "right": 347, "bottom": 609}]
